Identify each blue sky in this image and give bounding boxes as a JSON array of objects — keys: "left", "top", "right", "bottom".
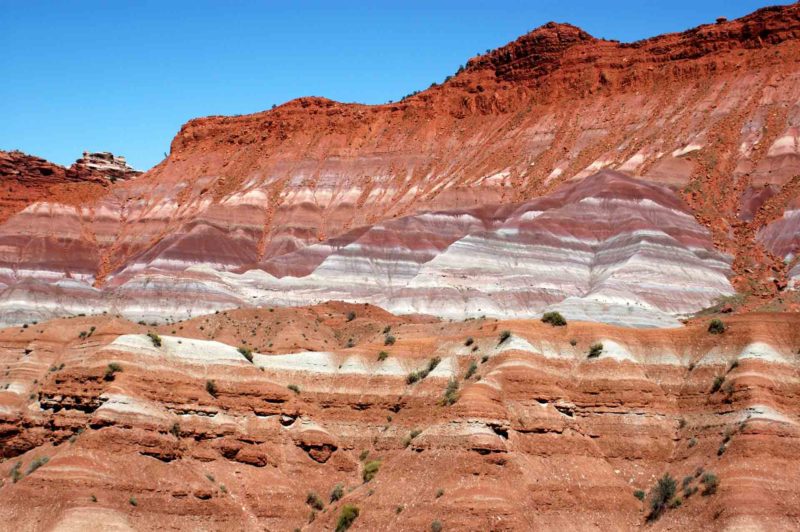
[{"left": 1, "top": 0, "right": 792, "bottom": 170}]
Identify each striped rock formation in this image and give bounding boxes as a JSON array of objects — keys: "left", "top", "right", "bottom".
[
  {"left": 2, "top": 5, "right": 800, "bottom": 326},
  {"left": 0, "top": 305, "right": 798, "bottom": 530}
]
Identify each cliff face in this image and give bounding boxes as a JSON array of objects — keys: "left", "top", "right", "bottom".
[
  {"left": 0, "top": 307, "right": 798, "bottom": 530},
  {"left": 1, "top": 5, "right": 800, "bottom": 327}
]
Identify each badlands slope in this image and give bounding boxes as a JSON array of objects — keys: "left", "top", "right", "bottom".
[
  {"left": 2, "top": 5, "right": 800, "bottom": 326},
  {"left": 1, "top": 305, "right": 799, "bottom": 530}
]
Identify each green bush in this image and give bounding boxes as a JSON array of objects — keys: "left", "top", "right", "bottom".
[
  {"left": 541, "top": 311, "right": 567, "bottom": 326},
  {"left": 440, "top": 379, "right": 459, "bottom": 406},
  {"left": 205, "top": 380, "right": 218, "bottom": 398},
  {"left": 588, "top": 343, "right": 603, "bottom": 358},
  {"left": 431, "top": 520, "right": 443, "bottom": 532},
  {"left": 147, "top": 331, "right": 162, "bottom": 347},
  {"left": 464, "top": 337, "right": 474, "bottom": 346},
  {"left": 465, "top": 360, "right": 478, "bottom": 380},
  {"left": 701, "top": 472, "right": 719, "bottom": 496},
  {"left": 435, "top": 488, "right": 444, "bottom": 498},
  {"left": 634, "top": 489, "right": 645, "bottom": 501},
  {"left": 498, "top": 330, "right": 511, "bottom": 344},
  {"left": 362, "top": 460, "right": 381, "bottom": 482},
  {"left": 330, "top": 483, "right": 344, "bottom": 503},
  {"left": 710, "top": 375, "right": 725, "bottom": 393},
  {"left": 335, "top": 505, "right": 360, "bottom": 532},
  {"left": 346, "top": 311, "right": 356, "bottom": 322},
  {"left": 129, "top": 497, "right": 138, "bottom": 506},
  {"left": 306, "top": 492, "right": 324, "bottom": 511},
  {"left": 238, "top": 346, "right": 253, "bottom": 363},
  {"left": 104, "top": 362, "right": 123, "bottom": 381},
  {"left": 9, "top": 461, "right": 21, "bottom": 483},
  {"left": 377, "top": 351, "right": 389, "bottom": 361},
  {"left": 288, "top": 384, "right": 301, "bottom": 394},
  {"left": 647, "top": 473, "right": 676, "bottom": 521},
  {"left": 384, "top": 335, "right": 396, "bottom": 346},
  {"left": 708, "top": 319, "right": 725, "bottom": 334},
  {"left": 26, "top": 456, "right": 48, "bottom": 474}
]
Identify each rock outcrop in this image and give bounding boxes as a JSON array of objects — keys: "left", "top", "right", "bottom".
[
  {"left": 0, "top": 306, "right": 798, "bottom": 530},
  {"left": 73, "top": 152, "right": 141, "bottom": 182},
  {"left": 1, "top": 5, "right": 800, "bottom": 326}
]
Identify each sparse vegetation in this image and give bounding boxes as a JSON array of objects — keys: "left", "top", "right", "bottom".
[
  {"left": 129, "top": 497, "right": 138, "bottom": 506},
  {"left": 103, "top": 362, "right": 123, "bottom": 381},
  {"left": 335, "top": 504, "right": 360, "bottom": 532},
  {"left": 710, "top": 375, "right": 725, "bottom": 393},
  {"left": 647, "top": 473, "right": 676, "bottom": 521},
  {"left": 238, "top": 346, "right": 253, "bottom": 363},
  {"left": 464, "top": 336, "right": 474, "bottom": 346},
  {"left": 306, "top": 492, "right": 325, "bottom": 511},
  {"left": 431, "top": 520, "right": 443, "bottom": 532},
  {"left": 346, "top": 311, "right": 356, "bottom": 322},
  {"left": 700, "top": 472, "right": 719, "bottom": 496},
  {"left": 498, "top": 330, "right": 512, "bottom": 344},
  {"left": 205, "top": 379, "right": 218, "bottom": 398},
  {"left": 26, "top": 456, "right": 49, "bottom": 475},
  {"left": 440, "top": 378, "right": 459, "bottom": 406},
  {"left": 384, "top": 334, "right": 396, "bottom": 346},
  {"left": 170, "top": 422, "right": 180, "bottom": 438},
  {"left": 330, "top": 483, "right": 344, "bottom": 503},
  {"left": 377, "top": 351, "right": 389, "bottom": 361},
  {"left": 634, "top": 489, "right": 645, "bottom": 501},
  {"left": 465, "top": 360, "right": 478, "bottom": 380},
  {"left": 708, "top": 319, "right": 726, "bottom": 334},
  {"left": 435, "top": 488, "right": 444, "bottom": 498},
  {"left": 147, "top": 331, "right": 162, "bottom": 347},
  {"left": 288, "top": 384, "right": 301, "bottom": 394},
  {"left": 406, "top": 357, "right": 441, "bottom": 384},
  {"left": 588, "top": 343, "right": 603, "bottom": 358},
  {"left": 362, "top": 460, "right": 381, "bottom": 482},
  {"left": 541, "top": 311, "right": 567, "bottom": 326},
  {"left": 9, "top": 461, "right": 21, "bottom": 483}
]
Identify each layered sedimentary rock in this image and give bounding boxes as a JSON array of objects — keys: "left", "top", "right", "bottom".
[
  {"left": 0, "top": 306, "right": 798, "bottom": 530},
  {"left": 74, "top": 152, "right": 141, "bottom": 182},
  {"left": 0, "top": 171, "right": 734, "bottom": 327},
  {"left": 2, "top": 5, "right": 800, "bottom": 326}
]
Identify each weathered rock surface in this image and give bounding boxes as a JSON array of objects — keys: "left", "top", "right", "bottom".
[
  {"left": 2, "top": 5, "right": 800, "bottom": 327},
  {"left": 74, "top": 152, "right": 141, "bottom": 182},
  {"left": 0, "top": 306, "right": 798, "bottom": 530}
]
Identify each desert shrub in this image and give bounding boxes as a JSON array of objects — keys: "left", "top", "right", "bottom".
[
  {"left": 288, "top": 384, "right": 301, "bottom": 394},
  {"left": 701, "top": 472, "right": 719, "bottom": 496},
  {"left": 498, "top": 330, "right": 511, "bottom": 344},
  {"left": 465, "top": 360, "right": 478, "bottom": 380},
  {"left": 569, "top": 338, "right": 577, "bottom": 346},
  {"left": 330, "top": 483, "right": 344, "bottom": 503},
  {"left": 335, "top": 504, "right": 360, "bottom": 532},
  {"left": 9, "top": 461, "right": 21, "bottom": 483},
  {"left": 588, "top": 343, "right": 603, "bottom": 358},
  {"left": 647, "top": 473, "right": 676, "bottom": 521},
  {"left": 205, "top": 380, "right": 218, "bottom": 398},
  {"left": 129, "top": 497, "right": 138, "bottom": 506},
  {"left": 147, "top": 331, "right": 162, "bottom": 347},
  {"left": 238, "top": 346, "right": 253, "bottom": 363},
  {"left": 346, "top": 311, "right": 356, "bottom": 322},
  {"left": 384, "top": 335, "right": 396, "bottom": 346},
  {"left": 541, "top": 311, "right": 567, "bottom": 326},
  {"left": 465, "top": 336, "right": 474, "bottom": 346},
  {"left": 431, "top": 520, "right": 443, "bottom": 532},
  {"left": 708, "top": 319, "right": 725, "bottom": 334},
  {"left": 688, "top": 437, "right": 697, "bottom": 448},
  {"left": 358, "top": 450, "right": 369, "bottom": 461},
  {"left": 104, "top": 362, "right": 123, "bottom": 381},
  {"left": 633, "top": 489, "right": 645, "bottom": 501},
  {"left": 728, "top": 359, "right": 739, "bottom": 371},
  {"left": 383, "top": 325, "right": 391, "bottom": 334},
  {"left": 170, "top": 422, "right": 180, "bottom": 438},
  {"left": 406, "top": 371, "right": 421, "bottom": 384},
  {"left": 435, "top": 488, "right": 444, "bottom": 498},
  {"left": 377, "top": 351, "right": 389, "bottom": 361},
  {"left": 306, "top": 492, "right": 324, "bottom": 511},
  {"left": 26, "top": 456, "right": 48, "bottom": 474},
  {"left": 362, "top": 460, "right": 381, "bottom": 482},
  {"left": 440, "top": 379, "right": 459, "bottom": 406},
  {"left": 346, "top": 338, "right": 355, "bottom": 348},
  {"left": 481, "top": 354, "right": 489, "bottom": 363},
  {"left": 79, "top": 331, "right": 87, "bottom": 339},
  {"left": 710, "top": 375, "right": 725, "bottom": 393},
  {"left": 427, "top": 357, "right": 441, "bottom": 373}
]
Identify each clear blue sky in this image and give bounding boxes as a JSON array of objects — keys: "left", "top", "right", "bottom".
[{"left": 1, "top": 0, "right": 792, "bottom": 170}]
